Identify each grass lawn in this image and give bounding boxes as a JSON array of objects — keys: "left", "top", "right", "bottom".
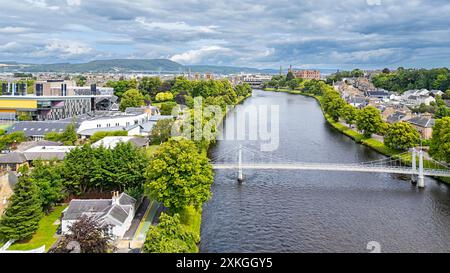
[
  {"left": 178, "top": 205, "right": 201, "bottom": 236},
  {"left": 0, "top": 124, "right": 11, "bottom": 131},
  {"left": 146, "top": 144, "right": 160, "bottom": 156},
  {"left": 8, "top": 205, "right": 67, "bottom": 251}
]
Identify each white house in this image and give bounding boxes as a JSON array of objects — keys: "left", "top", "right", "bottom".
[{"left": 61, "top": 192, "right": 137, "bottom": 239}]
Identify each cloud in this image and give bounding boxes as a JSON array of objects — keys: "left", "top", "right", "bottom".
[
  {"left": 0, "top": 0, "right": 450, "bottom": 68},
  {"left": 32, "top": 40, "right": 93, "bottom": 59},
  {"left": 170, "top": 46, "right": 231, "bottom": 64},
  {"left": 0, "top": 27, "right": 29, "bottom": 34},
  {"left": 66, "top": 0, "right": 81, "bottom": 6}
]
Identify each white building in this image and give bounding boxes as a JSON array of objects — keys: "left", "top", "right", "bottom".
[
  {"left": 61, "top": 192, "right": 136, "bottom": 239},
  {"left": 76, "top": 110, "right": 151, "bottom": 139}
]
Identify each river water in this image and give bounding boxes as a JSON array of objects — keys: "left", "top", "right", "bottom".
[{"left": 200, "top": 90, "right": 450, "bottom": 253}]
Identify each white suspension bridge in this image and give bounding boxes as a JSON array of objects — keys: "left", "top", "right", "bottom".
[{"left": 210, "top": 145, "right": 450, "bottom": 188}]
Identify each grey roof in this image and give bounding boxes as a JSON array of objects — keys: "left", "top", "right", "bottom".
[
  {"left": 387, "top": 112, "right": 406, "bottom": 124},
  {"left": 149, "top": 115, "right": 173, "bottom": 122},
  {"left": 16, "top": 140, "right": 62, "bottom": 151},
  {"left": 119, "top": 192, "right": 137, "bottom": 207},
  {"left": 125, "top": 107, "right": 146, "bottom": 115},
  {"left": 23, "top": 151, "right": 68, "bottom": 161},
  {"left": 62, "top": 193, "right": 136, "bottom": 226},
  {"left": 406, "top": 116, "right": 435, "bottom": 128},
  {"left": 0, "top": 152, "right": 27, "bottom": 164},
  {"left": 63, "top": 199, "right": 112, "bottom": 221},
  {"left": 7, "top": 121, "right": 78, "bottom": 137},
  {"left": 140, "top": 121, "right": 156, "bottom": 133},
  {"left": 107, "top": 205, "right": 129, "bottom": 224},
  {"left": 129, "top": 137, "right": 148, "bottom": 147}
]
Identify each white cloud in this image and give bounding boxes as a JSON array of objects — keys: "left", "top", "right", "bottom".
[
  {"left": 135, "top": 17, "right": 217, "bottom": 33},
  {"left": 0, "top": 27, "right": 29, "bottom": 34},
  {"left": 170, "top": 46, "right": 230, "bottom": 64},
  {"left": 25, "top": 0, "right": 59, "bottom": 10},
  {"left": 367, "top": 0, "right": 382, "bottom": 6},
  {"left": 32, "top": 40, "right": 93, "bottom": 58},
  {"left": 67, "top": 0, "right": 81, "bottom": 6}
]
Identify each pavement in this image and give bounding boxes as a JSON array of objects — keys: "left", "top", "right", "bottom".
[{"left": 122, "top": 197, "right": 150, "bottom": 240}]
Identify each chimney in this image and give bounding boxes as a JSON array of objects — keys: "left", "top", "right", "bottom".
[{"left": 112, "top": 191, "right": 120, "bottom": 205}]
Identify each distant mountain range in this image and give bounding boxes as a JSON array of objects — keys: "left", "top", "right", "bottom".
[{"left": 0, "top": 59, "right": 280, "bottom": 74}]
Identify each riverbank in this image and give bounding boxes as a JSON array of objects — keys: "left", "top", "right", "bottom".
[
  {"left": 263, "top": 88, "right": 450, "bottom": 184},
  {"left": 190, "top": 92, "right": 253, "bottom": 252}
]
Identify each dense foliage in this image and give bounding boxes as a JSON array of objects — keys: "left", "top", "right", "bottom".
[
  {"left": 372, "top": 68, "right": 450, "bottom": 93},
  {"left": 0, "top": 131, "right": 26, "bottom": 150},
  {"left": 145, "top": 139, "right": 213, "bottom": 212},
  {"left": 30, "top": 160, "right": 65, "bottom": 212},
  {"left": 155, "top": 92, "right": 174, "bottom": 102},
  {"left": 44, "top": 123, "right": 78, "bottom": 145},
  {"left": 62, "top": 142, "right": 149, "bottom": 195},
  {"left": 142, "top": 213, "right": 198, "bottom": 253},
  {"left": 429, "top": 117, "right": 450, "bottom": 163},
  {"left": 0, "top": 173, "right": 43, "bottom": 240},
  {"left": 119, "top": 88, "right": 145, "bottom": 111},
  {"left": 106, "top": 79, "right": 137, "bottom": 99},
  {"left": 384, "top": 122, "right": 420, "bottom": 151},
  {"left": 150, "top": 118, "right": 174, "bottom": 144},
  {"left": 356, "top": 106, "right": 383, "bottom": 138}
]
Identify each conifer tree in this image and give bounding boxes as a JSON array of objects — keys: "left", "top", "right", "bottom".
[{"left": 0, "top": 174, "right": 43, "bottom": 240}]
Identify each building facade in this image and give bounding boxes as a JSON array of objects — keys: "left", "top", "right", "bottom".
[{"left": 292, "top": 70, "right": 321, "bottom": 80}]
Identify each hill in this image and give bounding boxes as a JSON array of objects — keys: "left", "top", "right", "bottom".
[{"left": 0, "top": 59, "right": 278, "bottom": 74}]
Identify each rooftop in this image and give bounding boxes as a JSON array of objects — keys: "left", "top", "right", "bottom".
[{"left": 91, "top": 136, "right": 148, "bottom": 149}]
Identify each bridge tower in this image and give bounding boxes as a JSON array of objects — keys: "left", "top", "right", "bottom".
[
  {"left": 238, "top": 144, "right": 243, "bottom": 182},
  {"left": 418, "top": 149, "right": 425, "bottom": 188},
  {"left": 411, "top": 148, "right": 417, "bottom": 184}
]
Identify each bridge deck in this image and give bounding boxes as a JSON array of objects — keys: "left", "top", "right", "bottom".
[{"left": 212, "top": 163, "right": 450, "bottom": 178}]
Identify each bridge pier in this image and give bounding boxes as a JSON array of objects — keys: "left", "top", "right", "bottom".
[
  {"left": 237, "top": 145, "right": 243, "bottom": 182},
  {"left": 411, "top": 148, "right": 417, "bottom": 184},
  {"left": 418, "top": 149, "right": 425, "bottom": 188}
]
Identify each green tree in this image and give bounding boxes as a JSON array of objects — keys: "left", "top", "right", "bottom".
[
  {"left": 43, "top": 123, "right": 77, "bottom": 145},
  {"left": 171, "top": 77, "right": 193, "bottom": 96},
  {"left": 0, "top": 131, "right": 27, "bottom": 150},
  {"left": 30, "top": 160, "right": 65, "bottom": 212},
  {"left": 384, "top": 122, "right": 420, "bottom": 151},
  {"left": 150, "top": 119, "right": 174, "bottom": 144},
  {"left": 145, "top": 139, "right": 213, "bottom": 212},
  {"left": 142, "top": 213, "right": 198, "bottom": 253},
  {"left": 322, "top": 90, "right": 346, "bottom": 121},
  {"left": 60, "top": 123, "right": 77, "bottom": 145},
  {"left": 119, "top": 89, "right": 145, "bottom": 111},
  {"left": 356, "top": 106, "right": 383, "bottom": 138},
  {"left": 139, "top": 77, "right": 162, "bottom": 97},
  {"left": 155, "top": 92, "right": 174, "bottom": 102},
  {"left": 435, "top": 105, "right": 450, "bottom": 119},
  {"left": 0, "top": 173, "right": 42, "bottom": 240},
  {"left": 106, "top": 79, "right": 137, "bottom": 99},
  {"left": 429, "top": 117, "right": 450, "bottom": 163},
  {"left": 340, "top": 104, "right": 358, "bottom": 125},
  {"left": 286, "top": 71, "right": 295, "bottom": 81},
  {"left": 160, "top": 101, "right": 178, "bottom": 115}
]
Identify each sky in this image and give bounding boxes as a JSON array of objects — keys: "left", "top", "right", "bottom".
[{"left": 1, "top": 0, "right": 450, "bottom": 70}]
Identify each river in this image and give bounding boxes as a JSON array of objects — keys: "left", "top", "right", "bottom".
[{"left": 200, "top": 90, "right": 450, "bottom": 253}]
